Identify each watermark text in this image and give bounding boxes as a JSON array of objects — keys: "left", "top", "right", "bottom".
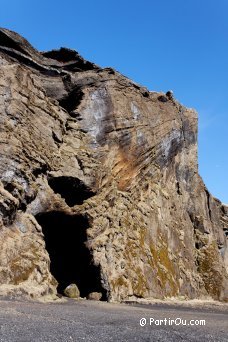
[{"left": 139, "top": 317, "right": 206, "bottom": 327}]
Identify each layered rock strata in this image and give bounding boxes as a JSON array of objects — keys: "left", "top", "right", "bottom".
[{"left": 0, "top": 28, "right": 227, "bottom": 301}]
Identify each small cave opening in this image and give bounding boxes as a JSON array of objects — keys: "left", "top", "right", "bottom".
[
  {"left": 35, "top": 211, "right": 107, "bottom": 300},
  {"left": 58, "top": 87, "right": 84, "bottom": 113},
  {"left": 48, "top": 176, "right": 95, "bottom": 207}
]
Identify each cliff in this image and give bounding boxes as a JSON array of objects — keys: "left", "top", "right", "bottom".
[{"left": 0, "top": 28, "right": 227, "bottom": 301}]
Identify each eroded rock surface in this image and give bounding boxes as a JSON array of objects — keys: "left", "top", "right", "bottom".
[{"left": 0, "top": 28, "right": 227, "bottom": 301}]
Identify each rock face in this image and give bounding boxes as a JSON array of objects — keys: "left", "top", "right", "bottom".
[{"left": 0, "top": 28, "right": 227, "bottom": 301}]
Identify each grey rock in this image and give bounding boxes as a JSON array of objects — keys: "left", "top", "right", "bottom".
[{"left": 64, "top": 284, "right": 80, "bottom": 299}]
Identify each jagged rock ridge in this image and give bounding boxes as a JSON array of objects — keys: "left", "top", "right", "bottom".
[{"left": 0, "top": 28, "right": 227, "bottom": 301}]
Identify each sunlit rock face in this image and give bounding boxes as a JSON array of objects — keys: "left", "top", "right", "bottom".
[{"left": 0, "top": 28, "right": 227, "bottom": 301}]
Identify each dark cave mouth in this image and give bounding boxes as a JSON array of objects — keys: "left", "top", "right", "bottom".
[
  {"left": 35, "top": 211, "right": 107, "bottom": 300},
  {"left": 48, "top": 176, "right": 95, "bottom": 207}
]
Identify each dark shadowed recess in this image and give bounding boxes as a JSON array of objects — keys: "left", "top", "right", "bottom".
[
  {"left": 48, "top": 176, "right": 95, "bottom": 206},
  {"left": 42, "top": 48, "right": 97, "bottom": 71},
  {"left": 42, "top": 48, "right": 81, "bottom": 62},
  {"left": 58, "top": 87, "right": 84, "bottom": 113},
  {"left": 35, "top": 211, "right": 107, "bottom": 299},
  {"left": 0, "top": 30, "right": 28, "bottom": 55}
]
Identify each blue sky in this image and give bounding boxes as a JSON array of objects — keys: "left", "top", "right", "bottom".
[{"left": 1, "top": 0, "right": 227, "bottom": 203}]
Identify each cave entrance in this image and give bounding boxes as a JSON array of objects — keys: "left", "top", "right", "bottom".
[
  {"left": 48, "top": 176, "right": 95, "bottom": 207},
  {"left": 35, "top": 211, "right": 106, "bottom": 300}
]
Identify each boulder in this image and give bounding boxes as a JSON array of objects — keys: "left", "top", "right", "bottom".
[
  {"left": 87, "top": 292, "right": 102, "bottom": 301},
  {"left": 64, "top": 284, "right": 80, "bottom": 299}
]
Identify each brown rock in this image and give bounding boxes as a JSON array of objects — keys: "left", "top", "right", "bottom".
[
  {"left": 87, "top": 292, "right": 102, "bottom": 301},
  {"left": 0, "top": 28, "right": 227, "bottom": 302}
]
